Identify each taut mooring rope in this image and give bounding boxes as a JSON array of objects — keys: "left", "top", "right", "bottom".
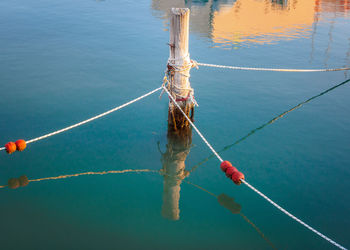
[
  {"left": 163, "top": 86, "right": 347, "bottom": 250},
  {"left": 242, "top": 180, "right": 347, "bottom": 250},
  {"left": 0, "top": 87, "right": 162, "bottom": 152},
  {"left": 196, "top": 62, "right": 350, "bottom": 72},
  {"left": 163, "top": 86, "right": 223, "bottom": 162}
]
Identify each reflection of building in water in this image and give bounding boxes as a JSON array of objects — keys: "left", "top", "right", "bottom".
[
  {"left": 271, "top": 0, "right": 288, "bottom": 7},
  {"left": 159, "top": 128, "right": 192, "bottom": 220},
  {"left": 311, "top": 0, "right": 350, "bottom": 66},
  {"left": 152, "top": 0, "right": 349, "bottom": 47},
  {"left": 315, "top": 0, "right": 350, "bottom": 15},
  {"left": 152, "top": 0, "right": 235, "bottom": 39},
  {"left": 211, "top": 0, "right": 316, "bottom": 45}
]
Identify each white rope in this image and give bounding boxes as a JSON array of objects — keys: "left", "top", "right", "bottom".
[
  {"left": 163, "top": 85, "right": 347, "bottom": 250},
  {"left": 242, "top": 180, "right": 347, "bottom": 250},
  {"left": 0, "top": 87, "right": 162, "bottom": 151},
  {"left": 163, "top": 86, "right": 223, "bottom": 162},
  {"left": 196, "top": 62, "right": 350, "bottom": 72}
]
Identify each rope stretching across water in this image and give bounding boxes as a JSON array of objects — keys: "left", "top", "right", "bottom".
[
  {"left": 0, "top": 87, "right": 162, "bottom": 151},
  {"left": 242, "top": 180, "right": 347, "bottom": 250},
  {"left": 163, "top": 86, "right": 347, "bottom": 250},
  {"left": 0, "top": 78, "right": 347, "bottom": 248},
  {"left": 196, "top": 62, "right": 350, "bottom": 72}
]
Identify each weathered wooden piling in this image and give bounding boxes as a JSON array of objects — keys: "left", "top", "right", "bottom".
[
  {"left": 167, "top": 8, "right": 195, "bottom": 131},
  {"left": 160, "top": 7, "right": 194, "bottom": 221}
]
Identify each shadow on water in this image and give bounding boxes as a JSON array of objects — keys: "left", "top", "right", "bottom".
[
  {"left": 157, "top": 123, "right": 277, "bottom": 248},
  {"left": 1, "top": 126, "right": 276, "bottom": 248},
  {"left": 4, "top": 79, "right": 349, "bottom": 247},
  {"left": 2, "top": 78, "right": 349, "bottom": 248},
  {"left": 0, "top": 169, "right": 158, "bottom": 190},
  {"left": 0, "top": 174, "right": 277, "bottom": 249},
  {"left": 189, "top": 78, "right": 350, "bottom": 173},
  {"left": 185, "top": 181, "right": 277, "bottom": 249}
]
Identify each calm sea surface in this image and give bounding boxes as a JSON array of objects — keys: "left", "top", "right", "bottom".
[{"left": 0, "top": 0, "right": 349, "bottom": 249}]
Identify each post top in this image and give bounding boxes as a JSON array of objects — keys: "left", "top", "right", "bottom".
[{"left": 171, "top": 8, "right": 190, "bottom": 15}]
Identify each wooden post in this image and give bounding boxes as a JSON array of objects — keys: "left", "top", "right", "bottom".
[
  {"left": 161, "top": 7, "right": 194, "bottom": 220},
  {"left": 167, "top": 8, "right": 195, "bottom": 131}
]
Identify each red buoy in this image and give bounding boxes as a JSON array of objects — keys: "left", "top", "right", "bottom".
[
  {"left": 225, "top": 166, "right": 237, "bottom": 178},
  {"left": 221, "top": 160, "right": 245, "bottom": 185},
  {"left": 231, "top": 171, "right": 245, "bottom": 185},
  {"left": 15, "top": 139, "right": 26, "bottom": 151},
  {"left": 220, "top": 161, "right": 232, "bottom": 172},
  {"left": 5, "top": 142, "right": 17, "bottom": 154}
]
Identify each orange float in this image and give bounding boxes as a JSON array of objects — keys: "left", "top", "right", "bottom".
[
  {"left": 15, "top": 139, "right": 26, "bottom": 151},
  {"left": 220, "top": 160, "right": 245, "bottom": 185},
  {"left": 5, "top": 142, "right": 17, "bottom": 154},
  {"left": 220, "top": 161, "right": 232, "bottom": 172},
  {"left": 225, "top": 166, "right": 237, "bottom": 178},
  {"left": 231, "top": 171, "right": 245, "bottom": 185}
]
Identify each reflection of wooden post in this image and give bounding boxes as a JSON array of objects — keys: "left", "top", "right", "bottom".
[
  {"left": 161, "top": 127, "right": 191, "bottom": 220},
  {"left": 167, "top": 8, "right": 194, "bottom": 131}
]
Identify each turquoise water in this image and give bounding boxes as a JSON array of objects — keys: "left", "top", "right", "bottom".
[{"left": 0, "top": 0, "right": 349, "bottom": 249}]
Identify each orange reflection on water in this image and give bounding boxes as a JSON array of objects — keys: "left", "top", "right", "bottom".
[
  {"left": 152, "top": 0, "right": 350, "bottom": 48},
  {"left": 315, "top": 0, "right": 350, "bottom": 15},
  {"left": 211, "top": 0, "right": 316, "bottom": 46}
]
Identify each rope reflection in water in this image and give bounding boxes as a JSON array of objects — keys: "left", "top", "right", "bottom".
[
  {"left": 189, "top": 78, "right": 350, "bottom": 172},
  {"left": 0, "top": 167, "right": 276, "bottom": 249}
]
